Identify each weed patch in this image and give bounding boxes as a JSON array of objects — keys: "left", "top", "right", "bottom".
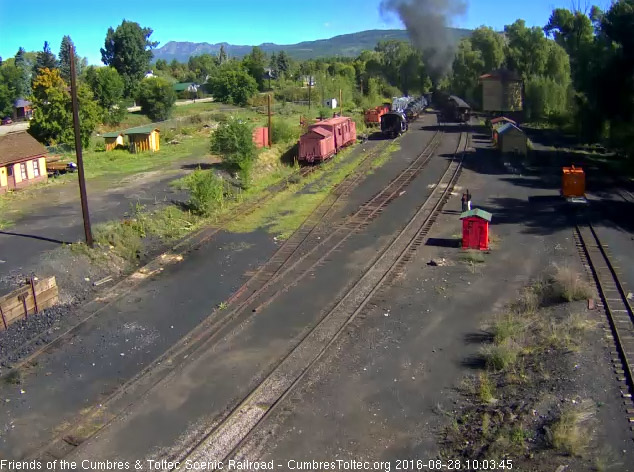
[
  {"left": 546, "top": 402, "right": 595, "bottom": 456},
  {"left": 549, "top": 264, "right": 593, "bottom": 302},
  {"left": 4, "top": 369, "right": 22, "bottom": 385},
  {"left": 460, "top": 250, "right": 485, "bottom": 264},
  {"left": 94, "top": 221, "right": 143, "bottom": 262}
]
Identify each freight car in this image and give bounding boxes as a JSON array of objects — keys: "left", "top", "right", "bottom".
[
  {"left": 298, "top": 116, "right": 357, "bottom": 163},
  {"left": 364, "top": 104, "right": 390, "bottom": 126},
  {"left": 439, "top": 95, "right": 471, "bottom": 123},
  {"left": 381, "top": 111, "right": 408, "bottom": 138}
]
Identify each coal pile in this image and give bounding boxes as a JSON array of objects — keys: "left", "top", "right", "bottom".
[{"left": 0, "top": 302, "right": 78, "bottom": 368}]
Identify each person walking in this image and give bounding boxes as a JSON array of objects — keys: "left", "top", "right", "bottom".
[
  {"left": 461, "top": 193, "right": 468, "bottom": 212},
  {"left": 466, "top": 189, "right": 472, "bottom": 210}
]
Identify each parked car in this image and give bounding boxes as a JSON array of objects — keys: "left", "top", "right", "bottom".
[{"left": 2, "top": 117, "right": 13, "bottom": 125}]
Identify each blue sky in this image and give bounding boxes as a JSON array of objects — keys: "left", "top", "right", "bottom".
[{"left": 0, "top": 0, "right": 612, "bottom": 65}]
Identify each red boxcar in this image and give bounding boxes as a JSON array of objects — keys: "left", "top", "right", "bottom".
[{"left": 298, "top": 127, "right": 336, "bottom": 163}]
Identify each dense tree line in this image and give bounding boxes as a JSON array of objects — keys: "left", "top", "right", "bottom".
[
  {"left": 2, "top": 3, "right": 633, "bottom": 158},
  {"left": 449, "top": 1, "right": 634, "bottom": 158}
]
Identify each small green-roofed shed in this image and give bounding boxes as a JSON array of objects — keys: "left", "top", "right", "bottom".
[
  {"left": 123, "top": 126, "right": 160, "bottom": 153},
  {"left": 102, "top": 131, "right": 124, "bottom": 151},
  {"left": 459, "top": 208, "right": 493, "bottom": 221}
]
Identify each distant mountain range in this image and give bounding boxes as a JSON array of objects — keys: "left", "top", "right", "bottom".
[{"left": 152, "top": 28, "right": 471, "bottom": 63}]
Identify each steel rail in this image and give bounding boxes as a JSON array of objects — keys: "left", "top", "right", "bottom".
[
  {"left": 575, "top": 223, "right": 634, "bottom": 397},
  {"left": 176, "top": 128, "right": 468, "bottom": 466}
]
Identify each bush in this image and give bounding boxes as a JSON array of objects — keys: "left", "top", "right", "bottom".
[
  {"left": 318, "top": 107, "right": 332, "bottom": 119},
  {"left": 271, "top": 120, "right": 299, "bottom": 143},
  {"left": 137, "top": 77, "right": 177, "bottom": 121},
  {"left": 184, "top": 169, "right": 225, "bottom": 216},
  {"left": 211, "top": 117, "right": 257, "bottom": 182}
]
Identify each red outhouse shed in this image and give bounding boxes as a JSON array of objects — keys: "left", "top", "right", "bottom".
[
  {"left": 252, "top": 127, "right": 270, "bottom": 148},
  {"left": 460, "top": 208, "right": 493, "bottom": 251}
]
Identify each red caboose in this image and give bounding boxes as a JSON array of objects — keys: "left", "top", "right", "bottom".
[
  {"left": 298, "top": 116, "right": 356, "bottom": 163},
  {"left": 298, "top": 127, "right": 336, "bottom": 163},
  {"left": 315, "top": 116, "right": 356, "bottom": 150},
  {"left": 460, "top": 209, "right": 492, "bottom": 251}
]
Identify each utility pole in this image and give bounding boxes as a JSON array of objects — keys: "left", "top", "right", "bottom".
[
  {"left": 267, "top": 94, "right": 272, "bottom": 148},
  {"left": 69, "top": 44, "right": 93, "bottom": 247},
  {"left": 308, "top": 76, "right": 312, "bottom": 110},
  {"left": 339, "top": 89, "right": 343, "bottom": 116}
]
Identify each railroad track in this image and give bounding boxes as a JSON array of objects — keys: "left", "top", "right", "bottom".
[
  {"left": 574, "top": 223, "right": 634, "bottom": 418},
  {"left": 175, "top": 128, "right": 468, "bottom": 466},
  {"left": 29, "top": 131, "right": 410, "bottom": 461},
  {"left": 32, "top": 123, "right": 446, "bottom": 462}
]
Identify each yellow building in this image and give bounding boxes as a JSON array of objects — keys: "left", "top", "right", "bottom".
[
  {"left": 0, "top": 131, "right": 48, "bottom": 194},
  {"left": 124, "top": 126, "right": 160, "bottom": 153},
  {"left": 102, "top": 131, "right": 125, "bottom": 151},
  {"left": 480, "top": 69, "right": 523, "bottom": 112}
]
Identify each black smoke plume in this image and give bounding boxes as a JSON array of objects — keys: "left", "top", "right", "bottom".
[{"left": 380, "top": 0, "right": 467, "bottom": 80}]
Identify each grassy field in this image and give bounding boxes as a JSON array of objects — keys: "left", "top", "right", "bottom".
[{"left": 226, "top": 139, "right": 395, "bottom": 240}]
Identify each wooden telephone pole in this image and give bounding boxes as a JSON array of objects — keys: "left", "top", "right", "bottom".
[
  {"left": 308, "top": 76, "right": 312, "bottom": 110},
  {"left": 339, "top": 89, "right": 343, "bottom": 116},
  {"left": 69, "top": 45, "right": 93, "bottom": 247},
  {"left": 267, "top": 94, "right": 272, "bottom": 148}
]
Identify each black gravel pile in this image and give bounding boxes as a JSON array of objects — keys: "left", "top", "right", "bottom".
[{"left": 0, "top": 302, "right": 78, "bottom": 368}]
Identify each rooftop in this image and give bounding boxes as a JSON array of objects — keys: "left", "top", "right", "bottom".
[
  {"left": 497, "top": 122, "right": 524, "bottom": 135},
  {"left": 480, "top": 68, "right": 522, "bottom": 82},
  {"left": 0, "top": 131, "right": 47, "bottom": 166},
  {"left": 123, "top": 125, "right": 159, "bottom": 135},
  {"left": 460, "top": 208, "right": 493, "bottom": 222}
]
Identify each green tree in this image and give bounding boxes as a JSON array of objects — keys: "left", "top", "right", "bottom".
[
  {"left": 504, "top": 20, "right": 550, "bottom": 78},
  {"left": 469, "top": 26, "right": 505, "bottom": 72},
  {"left": 86, "top": 66, "right": 126, "bottom": 125},
  {"left": 29, "top": 68, "right": 100, "bottom": 148},
  {"left": 218, "top": 45, "right": 228, "bottom": 65},
  {"left": 242, "top": 47, "right": 266, "bottom": 90},
  {"left": 207, "top": 62, "right": 257, "bottom": 106},
  {"left": 13, "top": 47, "right": 32, "bottom": 98},
  {"left": 0, "top": 61, "right": 24, "bottom": 115},
  {"left": 33, "top": 41, "right": 58, "bottom": 79},
  {"left": 155, "top": 59, "right": 168, "bottom": 71},
  {"left": 210, "top": 117, "right": 256, "bottom": 183},
  {"left": 101, "top": 20, "right": 158, "bottom": 98},
  {"left": 137, "top": 76, "right": 176, "bottom": 121},
  {"left": 188, "top": 53, "right": 217, "bottom": 83},
  {"left": 276, "top": 51, "right": 291, "bottom": 78},
  {"left": 0, "top": 81, "right": 13, "bottom": 117},
  {"left": 544, "top": 8, "right": 596, "bottom": 90},
  {"left": 450, "top": 38, "right": 485, "bottom": 103},
  {"left": 59, "top": 36, "right": 77, "bottom": 82}
]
